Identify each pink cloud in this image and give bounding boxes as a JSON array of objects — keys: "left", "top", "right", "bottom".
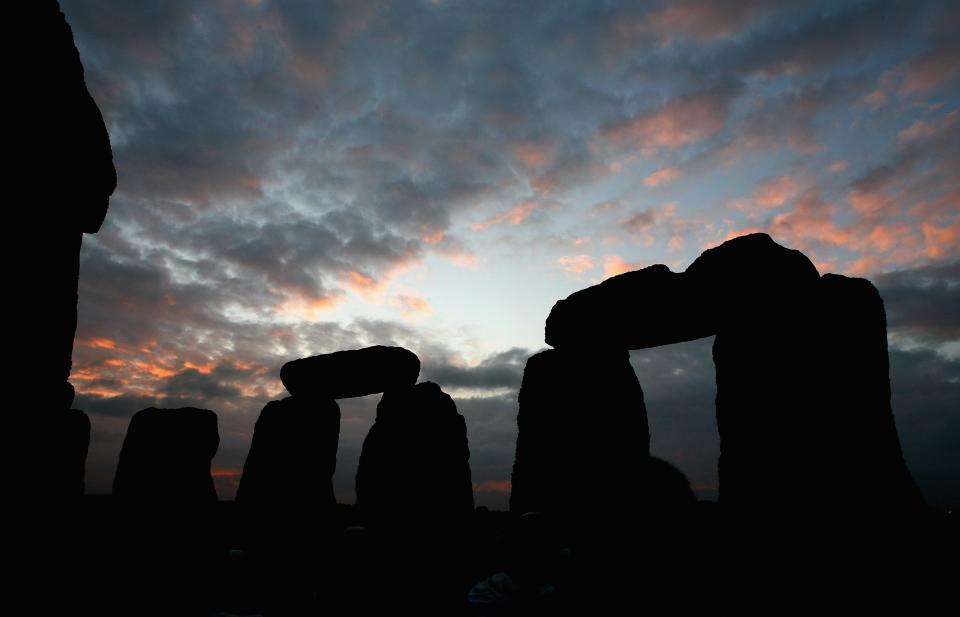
[
  {"left": 921, "top": 220, "right": 960, "bottom": 260},
  {"left": 609, "top": 0, "right": 772, "bottom": 47},
  {"left": 513, "top": 141, "right": 555, "bottom": 170},
  {"left": 602, "top": 90, "right": 732, "bottom": 154},
  {"left": 897, "top": 109, "right": 958, "bottom": 143},
  {"left": 391, "top": 292, "right": 433, "bottom": 318},
  {"left": 752, "top": 175, "right": 800, "bottom": 209},
  {"left": 471, "top": 200, "right": 540, "bottom": 231},
  {"left": 644, "top": 165, "right": 682, "bottom": 187},
  {"left": 901, "top": 38, "right": 960, "bottom": 95},
  {"left": 602, "top": 255, "right": 644, "bottom": 278},
  {"left": 558, "top": 254, "right": 595, "bottom": 273}
]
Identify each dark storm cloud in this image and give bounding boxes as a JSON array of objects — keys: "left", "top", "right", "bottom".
[{"left": 877, "top": 259, "right": 960, "bottom": 344}]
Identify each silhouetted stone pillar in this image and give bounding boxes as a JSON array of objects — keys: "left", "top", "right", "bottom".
[
  {"left": 356, "top": 381, "right": 474, "bottom": 531},
  {"left": 235, "top": 396, "right": 340, "bottom": 615},
  {"left": 11, "top": 3, "right": 115, "bottom": 509},
  {"left": 238, "top": 396, "right": 341, "bottom": 512},
  {"left": 686, "top": 234, "right": 822, "bottom": 511},
  {"left": 356, "top": 381, "right": 474, "bottom": 611},
  {"left": 509, "top": 349, "right": 649, "bottom": 525},
  {"left": 14, "top": 2, "right": 116, "bottom": 405},
  {"left": 110, "top": 407, "right": 220, "bottom": 615},
  {"left": 47, "top": 408, "right": 91, "bottom": 498},
  {"left": 113, "top": 407, "right": 219, "bottom": 503},
  {"left": 815, "top": 274, "right": 924, "bottom": 512}
]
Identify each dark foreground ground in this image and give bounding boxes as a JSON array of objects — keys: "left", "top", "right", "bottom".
[{"left": 16, "top": 496, "right": 957, "bottom": 616}]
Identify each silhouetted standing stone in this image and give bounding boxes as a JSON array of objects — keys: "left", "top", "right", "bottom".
[
  {"left": 509, "top": 349, "right": 649, "bottom": 524},
  {"left": 237, "top": 396, "right": 341, "bottom": 511},
  {"left": 15, "top": 2, "right": 116, "bottom": 408},
  {"left": 281, "top": 345, "right": 420, "bottom": 399},
  {"left": 356, "top": 381, "right": 474, "bottom": 530},
  {"left": 48, "top": 409, "right": 91, "bottom": 498},
  {"left": 815, "top": 274, "right": 924, "bottom": 511},
  {"left": 355, "top": 381, "right": 474, "bottom": 612},
  {"left": 686, "top": 234, "right": 822, "bottom": 510},
  {"left": 236, "top": 397, "right": 341, "bottom": 615},
  {"left": 113, "top": 407, "right": 219, "bottom": 503}
]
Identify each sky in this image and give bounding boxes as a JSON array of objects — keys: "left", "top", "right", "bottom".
[{"left": 60, "top": 0, "right": 958, "bottom": 509}]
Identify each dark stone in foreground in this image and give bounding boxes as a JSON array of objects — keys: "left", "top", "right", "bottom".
[
  {"left": 48, "top": 408, "right": 91, "bottom": 498},
  {"left": 356, "top": 381, "right": 474, "bottom": 530},
  {"left": 113, "top": 407, "right": 219, "bottom": 503},
  {"left": 509, "top": 349, "right": 649, "bottom": 523},
  {"left": 14, "top": 2, "right": 116, "bottom": 408},
  {"left": 281, "top": 345, "right": 420, "bottom": 399},
  {"left": 237, "top": 396, "right": 340, "bottom": 512}
]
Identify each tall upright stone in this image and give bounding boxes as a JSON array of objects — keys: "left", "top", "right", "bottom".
[
  {"left": 686, "top": 234, "right": 823, "bottom": 510},
  {"left": 509, "top": 348, "right": 649, "bottom": 524},
  {"left": 11, "top": 1, "right": 116, "bottom": 505},
  {"left": 814, "top": 274, "right": 924, "bottom": 511},
  {"left": 113, "top": 407, "right": 219, "bottom": 503},
  {"left": 15, "top": 2, "right": 116, "bottom": 408},
  {"left": 356, "top": 381, "right": 474, "bottom": 531},
  {"left": 237, "top": 396, "right": 341, "bottom": 512}
]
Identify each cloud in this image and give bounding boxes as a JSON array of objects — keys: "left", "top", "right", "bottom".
[
  {"left": 730, "top": 175, "right": 801, "bottom": 216},
  {"left": 900, "top": 6, "right": 960, "bottom": 95},
  {"left": 391, "top": 292, "right": 433, "bottom": 317},
  {"left": 643, "top": 165, "right": 682, "bottom": 188},
  {"left": 603, "top": 255, "right": 645, "bottom": 278},
  {"left": 602, "top": 84, "right": 739, "bottom": 155},
  {"left": 558, "top": 254, "right": 595, "bottom": 273},
  {"left": 877, "top": 259, "right": 960, "bottom": 347}
]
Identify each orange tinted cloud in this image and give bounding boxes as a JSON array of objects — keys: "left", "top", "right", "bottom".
[
  {"left": 86, "top": 338, "right": 118, "bottom": 350},
  {"left": 897, "top": 109, "right": 958, "bottom": 143},
  {"left": 471, "top": 200, "right": 539, "bottom": 231},
  {"left": 610, "top": 1, "right": 771, "bottom": 45},
  {"left": 602, "top": 90, "right": 731, "bottom": 154},
  {"left": 513, "top": 141, "right": 554, "bottom": 169},
  {"left": 277, "top": 294, "right": 340, "bottom": 320},
  {"left": 922, "top": 220, "right": 960, "bottom": 259},
  {"left": 420, "top": 226, "right": 445, "bottom": 244},
  {"left": 900, "top": 37, "right": 960, "bottom": 95},
  {"left": 828, "top": 160, "right": 848, "bottom": 173},
  {"left": 643, "top": 165, "right": 681, "bottom": 187},
  {"left": 603, "top": 255, "right": 644, "bottom": 278},
  {"left": 184, "top": 361, "right": 217, "bottom": 374},
  {"left": 753, "top": 175, "right": 799, "bottom": 209},
  {"left": 474, "top": 480, "right": 511, "bottom": 494},
  {"left": 132, "top": 360, "right": 178, "bottom": 379},
  {"left": 731, "top": 175, "right": 800, "bottom": 215},
  {"left": 558, "top": 254, "right": 594, "bottom": 273},
  {"left": 391, "top": 292, "right": 433, "bottom": 317}
]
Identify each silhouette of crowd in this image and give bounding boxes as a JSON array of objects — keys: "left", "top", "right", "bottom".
[{"left": 15, "top": 3, "right": 953, "bottom": 616}]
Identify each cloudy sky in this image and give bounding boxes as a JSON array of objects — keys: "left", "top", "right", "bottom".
[{"left": 61, "top": 0, "right": 958, "bottom": 509}]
